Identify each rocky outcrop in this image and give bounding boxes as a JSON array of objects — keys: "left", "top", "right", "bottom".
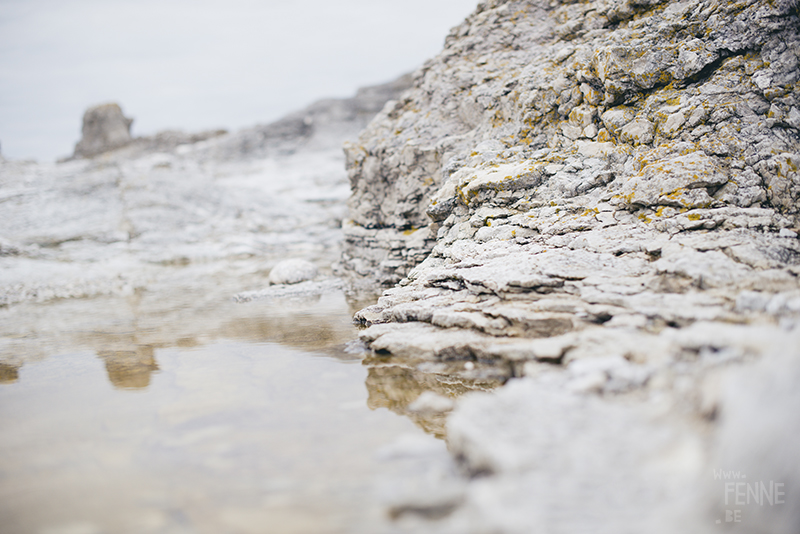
[
  {"left": 73, "top": 103, "right": 134, "bottom": 158},
  {"left": 342, "top": 0, "right": 800, "bottom": 289},
  {"left": 70, "top": 102, "right": 227, "bottom": 160},
  {"left": 345, "top": 0, "right": 800, "bottom": 375},
  {"left": 67, "top": 75, "right": 413, "bottom": 162},
  {"left": 1, "top": 75, "right": 410, "bottom": 311},
  {"left": 342, "top": 0, "right": 800, "bottom": 531}
]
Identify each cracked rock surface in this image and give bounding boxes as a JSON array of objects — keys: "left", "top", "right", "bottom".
[{"left": 340, "top": 0, "right": 800, "bottom": 531}]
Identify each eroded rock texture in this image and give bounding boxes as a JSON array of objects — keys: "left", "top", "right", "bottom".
[
  {"left": 346, "top": 0, "right": 800, "bottom": 381},
  {"left": 342, "top": 0, "right": 800, "bottom": 531},
  {"left": 343, "top": 0, "right": 800, "bottom": 288}
]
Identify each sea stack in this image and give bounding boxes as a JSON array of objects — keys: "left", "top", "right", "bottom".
[{"left": 73, "top": 102, "right": 134, "bottom": 158}]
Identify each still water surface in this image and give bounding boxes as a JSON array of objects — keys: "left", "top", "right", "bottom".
[{"left": 0, "top": 288, "right": 461, "bottom": 534}]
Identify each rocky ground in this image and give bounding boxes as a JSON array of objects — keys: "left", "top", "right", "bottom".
[
  {"left": 1, "top": 75, "right": 469, "bottom": 534},
  {"left": 0, "top": 76, "right": 413, "bottom": 364},
  {"left": 3, "top": 0, "right": 800, "bottom": 531},
  {"left": 339, "top": 0, "right": 800, "bottom": 532}
]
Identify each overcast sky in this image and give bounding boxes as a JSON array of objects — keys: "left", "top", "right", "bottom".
[{"left": 0, "top": 0, "right": 478, "bottom": 161}]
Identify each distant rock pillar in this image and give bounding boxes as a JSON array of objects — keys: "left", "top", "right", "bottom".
[{"left": 73, "top": 102, "right": 133, "bottom": 158}]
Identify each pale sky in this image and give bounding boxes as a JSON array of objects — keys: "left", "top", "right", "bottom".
[{"left": 0, "top": 0, "right": 478, "bottom": 161}]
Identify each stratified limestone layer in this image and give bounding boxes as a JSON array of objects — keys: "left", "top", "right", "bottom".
[
  {"left": 341, "top": 0, "right": 800, "bottom": 532},
  {"left": 341, "top": 0, "right": 800, "bottom": 287}
]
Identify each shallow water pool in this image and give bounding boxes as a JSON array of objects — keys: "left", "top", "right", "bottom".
[{"left": 0, "top": 286, "right": 460, "bottom": 534}]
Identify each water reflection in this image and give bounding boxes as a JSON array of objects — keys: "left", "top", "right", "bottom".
[
  {"left": 99, "top": 346, "right": 159, "bottom": 389},
  {"left": 85, "top": 298, "right": 358, "bottom": 390},
  {"left": 0, "top": 342, "right": 438, "bottom": 534},
  {"left": 0, "top": 362, "right": 19, "bottom": 383},
  {"left": 218, "top": 313, "right": 351, "bottom": 353},
  {"left": 364, "top": 360, "right": 503, "bottom": 439},
  {"left": 0, "top": 278, "right": 500, "bottom": 531},
  {"left": 0, "top": 279, "right": 506, "bottom": 438},
  {"left": 0, "top": 279, "right": 360, "bottom": 391},
  {"left": 0, "top": 281, "right": 463, "bottom": 533}
]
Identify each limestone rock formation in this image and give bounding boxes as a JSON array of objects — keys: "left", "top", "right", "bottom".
[
  {"left": 67, "top": 75, "right": 412, "bottom": 162},
  {"left": 344, "top": 0, "right": 800, "bottom": 375},
  {"left": 342, "top": 0, "right": 800, "bottom": 289},
  {"left": 341, "top": 0, "right": 800, "bottom": 530},
  {"left": 73, "top": 102, "right": 134, "bottom": 158}
]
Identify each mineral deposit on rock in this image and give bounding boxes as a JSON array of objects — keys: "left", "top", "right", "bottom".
[{"left": 339, "top": 0, "right": 800, "bottom": 531}]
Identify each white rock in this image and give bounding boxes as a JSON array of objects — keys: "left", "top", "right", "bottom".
[
  {"left": 753, "top": 70, "right": 773, "bottom": 89},
  {"left": 661, "top": 110, "right": 686, "bottom": 137},
  {"left": 619, "top": 119, "right": 655, "bottom": 146},
  {"left": 787, "top": 107, "right": 800, "bottom": 130},
  {"left": 268, "top": 259, "right": 318, "bottom": 285}
]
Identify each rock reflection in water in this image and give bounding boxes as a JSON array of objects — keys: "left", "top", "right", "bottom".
[
  {"left": 92, "top": 297, "right": 356, "bottom": 389},
  {"left": 1, "top": 284, "right": 361, "bottom": 391},
  {"left": 365, "top": 358, "right": 503, "bottom": 439},
  {"left": 98, "top": 346, "right": 159, "bottom": 389},
  {"left": 0, "top": 362, "right": 20, "bottom": 384},
  {"left": 87, "top": 297, "right": 360, "bottom": 390},
  {"left": 0, "top": 275, "right": 480, "bottom": 531},
  {"left": 218, "top": 313, "right": 351, "bottom": 354},
  {"left": 0, "top": 340, "right": 446, "bottom": 534}
]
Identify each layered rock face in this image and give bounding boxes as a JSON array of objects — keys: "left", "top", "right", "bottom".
[
  {"left": 342, "top": 0, "right": 800, "bottom": 530},
  {"left": 343, "top": 0, "right": 799, "bottom": 288},
  {"left": 345, "top": 0, "right": 800, "bottom": 370}
]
